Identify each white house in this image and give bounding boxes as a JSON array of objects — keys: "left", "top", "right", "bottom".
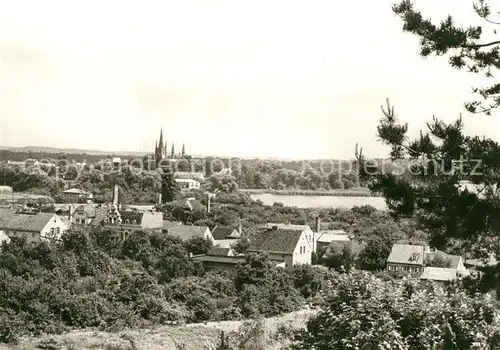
[
  {"left": 259, "top": 223, "right": 315, "bottom": 253},
  {"left": 247, "top": 226, "right": 312, "bottom": 271},
  {"left": 0, "top": 209, "right": 68, "bottom": 243},
  {"left": 175, "top": 178, "right": 201, "bottom": 190}
]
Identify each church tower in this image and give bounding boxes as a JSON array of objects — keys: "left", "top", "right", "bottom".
[{"left": 155, "top": 128, "right": 167, "bottom": 165}]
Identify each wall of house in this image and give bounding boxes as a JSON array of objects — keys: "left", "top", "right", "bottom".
[
  {"left": 293, "top": 232, "right": 312, "bottom": 267},
  {"left": 40, "top": 214, "right": 67, "bottom": 240},
  {"left": 141, "top": 212, "right": 163, "bottom": 229},
  {"left": 456, "top": 258, "right": 466, "bottom": 272},
  {"left": 201, "top": 261, "right": 240, "bottom": 276},
  {"left": 204, "top": 229, "right": 214, "bottom": 242}
]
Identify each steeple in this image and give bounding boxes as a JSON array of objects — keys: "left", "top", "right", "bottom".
[
  {"left": 181, "top": 143, "right": 185, "bottom": 158},
  {"left": 159, "top": 128, "right": 164, "bottom": 148},
  {"left": 171, "top": 143, "right": 175, "bottom": 158}
]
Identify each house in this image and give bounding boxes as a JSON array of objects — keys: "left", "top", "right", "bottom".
[
  {"left": 192, "top": 247, "right": 246, "bottom": 276},
  {"left": 258, "top": 223, "right": 315, "bottom": 252},
  {"left": 247, "top": 226, "right": 312, "bottom": 270},
  {"left": 386, "top": 244, "right": 430, "bottom": 275},
  {"left": 175, "top": 179, "right": 201, "bottom": 190},
  {"left": 72, "top": 204, "right": 98, "bottom": 226},
  {"left": 0, "top": 209, "right": 67, "bottom": 243},
  {"left": 61, "top": 188, "right": 92, "bottom": 204},
  {"left": 167, "top": 225, "right": 213, "bottom": 242},
  {"left": 211, "top": 225, "right": 241, "bottom": 248}
]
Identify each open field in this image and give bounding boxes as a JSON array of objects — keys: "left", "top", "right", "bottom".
[
  {"left": 3, "top": 309, "right": 317, "bottom": 350},
  {"left": 241, "top": 187, "right": 380, "bottom": 197}
]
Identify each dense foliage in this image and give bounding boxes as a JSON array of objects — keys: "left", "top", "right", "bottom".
[
  {"left": 293, "top": 271, "right": 500, "bottom": 349},
  {"left": 0, "top": 230, "right": 329, "bottom": 343}
]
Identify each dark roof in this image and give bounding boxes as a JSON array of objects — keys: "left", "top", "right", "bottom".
[
  {"left": 207, "top": 247, "right": 232, "bottom": 256},
  {"left": 211, "top": 226, "right": 239, "bottom": 240},
  {"left": 0, "top": 209, "right": 56, "bottom": 233},
  {"left": 248, "top": 228, "right": 302, "bottom": 254},
  {"left": 168, "top": 225, "right": 209, "bottom": 241}
]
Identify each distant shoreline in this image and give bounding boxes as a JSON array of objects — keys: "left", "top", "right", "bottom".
[{"left": 241, "top": 188, "right": 382, "bottom": 197}]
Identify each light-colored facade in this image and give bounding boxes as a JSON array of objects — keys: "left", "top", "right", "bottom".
[
  {"left": 175, "top": 179, "right": 201, "bottom": 190},
  {"left": 0, "top": 210, "right": 67, "bottom": 243}
]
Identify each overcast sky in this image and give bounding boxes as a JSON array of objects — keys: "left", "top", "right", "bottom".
[{"left": 0, "top": 0, "right": 499, "bottom": 159}]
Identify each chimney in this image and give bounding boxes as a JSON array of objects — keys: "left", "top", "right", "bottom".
[
  {"left": 315, "top": 216, "right": 320, "bottom": 233},
  {"left": 207, "top": 193, "right": 211, "bottom": 213},
  {"left": 112, "top": 184, "right": 119, "bottom": 206}
]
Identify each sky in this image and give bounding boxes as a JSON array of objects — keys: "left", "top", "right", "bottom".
[{"left": 1, "top": 0, "right": 500, "bottom": 159}]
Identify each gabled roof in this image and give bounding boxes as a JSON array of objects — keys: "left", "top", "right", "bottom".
[
  {"left": 168, "top": 225, "right": 209, "bottom": 241},
  {"left": 0, "top": 209, "right": 56, "bottom": 233},
  {"left": 248, "top": 228, "right": 302, "bottom": 254},
  {"left": 387, "top": 244, "right": 426, "bottom": 265},
  {"left": 211, "top": 226, "right": 239, "bottom": 240},
  {"left": 420, "top": 267, "right": 468, "bottom": 282},
  {"left": 186, "top": 198, "right": 205, "bottom": 211}
]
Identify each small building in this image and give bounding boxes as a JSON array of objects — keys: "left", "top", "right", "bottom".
[
  {"left": 212, "top": 225, "right": 241, "bottom": 249},
  {"left": 247, "top": 226, "right": 312, "bottom": 271},
  {"left": 258, "top": 223, "right": 315, "bottom": 253},
  {"left": 315, "top": 230, "right": 350, "bottom": 254},
  {"left": 0, "top": 209, "right": 67, "bottom": 243},
  {"left": 175, "top": 179, "right": 201, "bottom": 190},
  {"left": 167, "top": 225, "right": 213, "bottom": 242},
  {"left": 61, "top": 188, "right": 92, "bottom": 204},
  {"left": 192, "top": 247, "right": 246, "bottom": 276},
  {"left": 386, "top": 244, "right": 430, "bottom": 275},
  {"left": 420, "top": 267, "right": 470, "bottom": 283}
]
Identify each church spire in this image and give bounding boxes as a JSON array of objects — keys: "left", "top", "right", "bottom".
[
  {"left": 159, "top": 128, "right": 164, "bottom": 148},
  {"left": 171, "top": 143, "right": 175, "bottom": 158},
  {"left": 181, "top": 143, "right": 185, "bottom": 158}
]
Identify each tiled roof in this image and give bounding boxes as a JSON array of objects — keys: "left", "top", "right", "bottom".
[
  {"left": 387, "top": 244, "right": 426, "bottom": 265},
  {"left": 0, "top": 209, "right": 55, "bottom": 233},
  {"left": 207, "top": 247, "right": 233, "bottom": 257},
  {"left": 168, "top": 225, "right": 209, "bottom": 241},
  {"left": 211, "top": 226, "right": 239, "bottom": 240},
  {"left": 248, "top": 228, "right": 302, "bottom": 254},
  {"left": 420, "top": 267, "right": 467, "bottom": 282}
]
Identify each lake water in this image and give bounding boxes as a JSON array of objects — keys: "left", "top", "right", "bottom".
[{"left": 250, "top": 193, "right": 388, "bottom": 210}]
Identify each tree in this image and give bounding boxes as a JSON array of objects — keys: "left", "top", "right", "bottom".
[
  {"left": 184, "top": 237, "right": 212, "bottom": 255},
  {"left": 358, "top": 235, "right": 392, "bottom": 271},
  {"left": 393, "top": 0, "right": 500, "bottom": 115},
  {"left": 160, "top": 169, "right": 180, "bottom": 203},
  {"left": 322, "top": 243, "right": 356, "bottom": 272},
  {"left": 425, "top": 251, "right": 452, "bottom": 268},
  {"left": 293, "top": 271, "right": 500, "bottom": 349}
]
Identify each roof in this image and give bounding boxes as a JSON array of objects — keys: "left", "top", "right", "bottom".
[
  {"left": 317, "top": 232, "right": 350, "bottom": 243},
  {"left": 175, "top": 179, "right": 199, "bottom": 183},
  {"left": 186, "top": 198, "right": 205, "bottom": 211},
  {"left": 163, "top": 220, "right": 182, "bottom": 231},
  {"left": 425, "top": 252, "right": 462, "bottom": 269},
  {"left": 192, "top": 254, "right": 246, "bottom": 265},
  {"left": 248, "top": 228, "right": 303, "bottom": 254},
  {"left": 259, "top": 223, "right": 310, "bottom": 231},
  {"left": 0, "top": 209, "right": 56, "bottom": 233},
  {"left": 211, "top": 226, "right": 239, "bottom": 240},
  {"left": 89, "top": 207, "right": 109, "bottom": 226},
  {"left": 420, "top": 267, "right": 467, "bottom": 282},
  {"left": 207, "top": 247, "right": 234, "bottom": 257},
  {"left": 74, "top": 204, "right": 97, "bottom": 218},
  {"left": 168, "top": 225, "right": 209, "bottom": 241},
  {"left": 387, "top": 244, "right": 426, "bottom": 265},
  {"left": 0, "top": 186, "right": 13, "bottom": 192},
  {"left": 0, "top": 231, "right": 11, "bottom": 245},
  {"left": 63, "top": 188, "right": 87, "bottom": 194}
]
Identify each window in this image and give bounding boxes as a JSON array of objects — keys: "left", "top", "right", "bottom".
[
  {"left": 50, "top": 228, "right": 54, "bottom": 235},
  {"left": 299, "top": 247, "right": 302, "bottom": 254},
  {"left": 56, "top": 227, "right": 60, "bottom": 235},
  {"left": 32, "top": 232, "right": 36, "bottom": 238}
]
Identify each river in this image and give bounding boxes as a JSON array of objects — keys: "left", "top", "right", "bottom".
[{"left": 250, "top": 193, "right": 388, "bottom": 210}]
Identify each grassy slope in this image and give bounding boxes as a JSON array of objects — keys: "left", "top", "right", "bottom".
[{"left": 4, "top": 309, "right": 317, "bottom": 350}]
